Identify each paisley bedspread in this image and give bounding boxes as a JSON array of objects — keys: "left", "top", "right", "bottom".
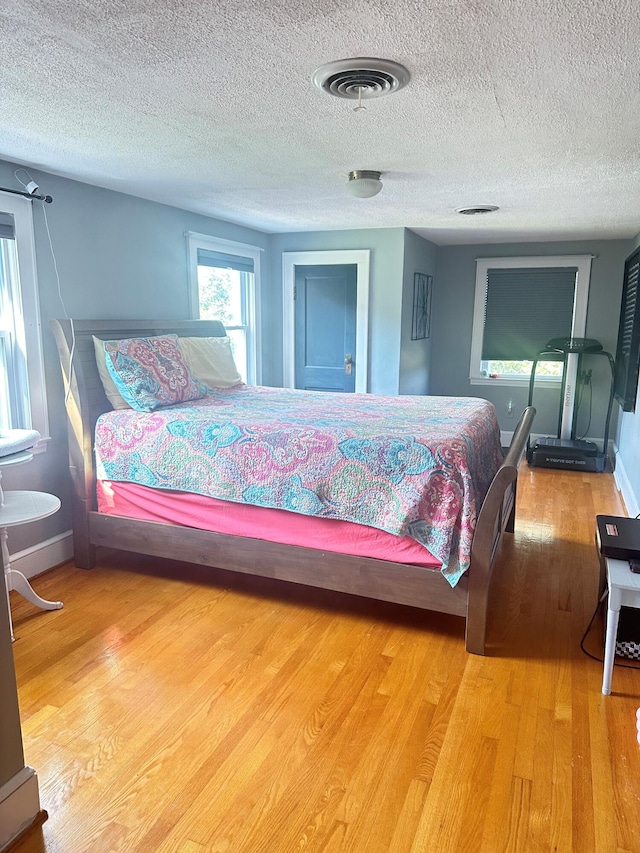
[{"left": 94, "top": 386, "right": 504, "bottom": 587}]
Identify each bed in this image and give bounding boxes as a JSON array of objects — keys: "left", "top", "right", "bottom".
[{"left": 50, "top": 318, "right": 535, "bottom": 654}]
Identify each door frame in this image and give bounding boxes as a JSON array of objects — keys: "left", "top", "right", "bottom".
[{"left": 282, "top": 250, "right": 370, "bottom": 392}]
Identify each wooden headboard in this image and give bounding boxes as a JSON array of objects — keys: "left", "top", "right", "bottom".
[{"left": 50, "top": 318, "right": 226, "bottom": 564}]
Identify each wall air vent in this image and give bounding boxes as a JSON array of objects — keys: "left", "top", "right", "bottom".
[{"left": 312, "top": 58, "right": 410, "bottom": 100}]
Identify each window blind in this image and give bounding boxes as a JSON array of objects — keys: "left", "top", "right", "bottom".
[
  {"left": 0, "top": 213, "right": 15, "bottom": 240},
  {"left": 482, "top": 267, "right": 577, "bottom": 360},
  {"left": 197, "top": 248, "right": 253, "bottom": 274},
  {"left": 614, "top": 248, "right": 640, "bottom": 411}
]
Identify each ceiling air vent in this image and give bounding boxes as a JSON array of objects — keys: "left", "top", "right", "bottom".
[
  {"left": 312, "top": 58, "right": 410, "bottom": 100},
  {"left": 456, "top": 205, "right": 499, "bottom": 215}
]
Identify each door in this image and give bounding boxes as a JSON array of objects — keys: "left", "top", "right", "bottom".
[{"left": 294, "top": 264, "right": 357, "bottom": 392}]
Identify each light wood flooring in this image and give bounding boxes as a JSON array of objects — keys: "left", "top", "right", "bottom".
[{"left": 8, "top": 465, "right": 640, "bottom": 852}]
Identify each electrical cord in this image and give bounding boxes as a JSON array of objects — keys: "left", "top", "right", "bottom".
[
  {"left": 18, "top": 168, "right": 77, "bottom": 404},
  {"left": 14, "top": 169, "right": 31, "bottom": 189},
  {"left": 580, "top": 588, "right": 640, "bottom": 668},
  {"left": 578, "top": 374, "right": 593, "bottom": 440},
  {"left": 42, "top": 204, "right": 76, "bottom": 404},
  {"left": 576, "top": 369, "right": 586, "bottom": 410}
]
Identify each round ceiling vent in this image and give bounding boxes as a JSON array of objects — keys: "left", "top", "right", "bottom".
[
  {"left": 455, "top": 205, "right": 500, "bottom": 215},
  {"left": 312, "top": 58, "right": 410, "bottom": 100}
]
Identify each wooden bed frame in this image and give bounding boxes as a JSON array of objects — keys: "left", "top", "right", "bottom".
[{"left": 50, "top": 318, "right": 535, "bottom": 655}]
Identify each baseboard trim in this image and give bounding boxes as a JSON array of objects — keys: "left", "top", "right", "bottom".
[
  {"left": 7, "top": 530, "right": 73, "bottom": 586},
  {"left": 612, "top": 443, "right": 639, "bottom": 517},
  {"left": 0, "top": 767, "right": 43, "bottom": 852}
]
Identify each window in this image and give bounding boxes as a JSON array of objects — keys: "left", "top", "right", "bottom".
[
  {"left": 0, "top": 194, "right": 48, "bottom": 442},
  {"left": 470, "top": 255, "right": 592, "bottom": 384},
  {"left": 187, "top": 233, "right": 262, "bottom": 385}
]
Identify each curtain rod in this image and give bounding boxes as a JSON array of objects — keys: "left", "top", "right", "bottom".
[{"left": 0, "top": 186, "right": 53, "bottom": 203}]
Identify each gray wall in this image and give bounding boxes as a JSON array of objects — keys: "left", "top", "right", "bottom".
[
  {"left": 0, "top": 157, "right": 269, "bottom": 553},
  {"left": 399, "top": 229, "right": 437, "bottom": 396},
  {"left": 431, "top": 239, "right": 633, "bottom": 437},
  {"left": 615, "top": 232, "right": 640, "bottom": 513},
  {"left": 268, "top": 229, "right": 405, "bottom": 394}
]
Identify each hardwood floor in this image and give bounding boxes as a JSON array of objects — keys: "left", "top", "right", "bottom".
[{"left": 8, "top": 465, "right": 640, "bottom": 852}]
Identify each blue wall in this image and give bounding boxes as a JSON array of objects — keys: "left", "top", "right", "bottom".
[{"left": 399, "top": 229, "right": 437, "bottom": 396}]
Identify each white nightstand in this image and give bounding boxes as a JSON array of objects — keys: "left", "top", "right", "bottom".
[
  {"left": 0, "top": 452, "right": 63, "bottom": 640},
  {"left": 602, "top": 557, "right": 640, "bottom": 695}
]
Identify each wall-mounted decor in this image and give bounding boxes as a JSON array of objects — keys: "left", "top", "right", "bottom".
[{"left": 411, "top": 273, "right": 432, "bottom": 340}]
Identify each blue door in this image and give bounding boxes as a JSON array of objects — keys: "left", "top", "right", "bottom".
[{"left": 294, "top": 264, "right": 357, "bottom": 392}]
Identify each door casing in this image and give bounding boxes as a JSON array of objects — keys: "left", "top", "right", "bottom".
[{"left": 282, "top": 250, "right": 370, "bottom": 392}]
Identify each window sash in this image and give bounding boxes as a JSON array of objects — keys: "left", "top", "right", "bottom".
[
  {"left": 0, "top": 192, "right": 49, "bottom": 441},
  {"left": 187, "top": 232, "right": 262, "bottom": 385},
  {"left": 1, "top": 233, "right": 31, "bottom": 429}
]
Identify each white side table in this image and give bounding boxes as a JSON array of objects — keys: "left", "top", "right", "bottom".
[
  {"left": 602, "top": 557, "right": 640, "bottom": 695},
  {"left": 0, "top": 449, "right": 34, "bottom": 505},
  {"left": 0, "top": 452, "right": 63, "bottom": 640}
]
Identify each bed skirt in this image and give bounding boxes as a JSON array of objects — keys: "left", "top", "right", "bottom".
[{"left": 97, "top": 480, "right": 443, "bottom": 570}]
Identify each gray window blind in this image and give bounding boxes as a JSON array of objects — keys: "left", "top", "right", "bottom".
[
  {"left": 0, "top": 213, "right": 15, "bottom": 240},
  {"left": 197, "top": 248, "right": 253, "bottom": 274},
  {"left": 482, "top": 267, "right": 577, "bottom": 360}
]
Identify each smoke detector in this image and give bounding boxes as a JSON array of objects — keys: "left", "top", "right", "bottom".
[
  {"left": 455, "top": 205, "right": 500, "bottom": 215},
  {"left": 312, "top": 58, "right": 410, "bottom": 102}
]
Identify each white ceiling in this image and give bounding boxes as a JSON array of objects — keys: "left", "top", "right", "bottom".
[{"left": 1, "top": 0, "right": 639, "bottom": 245}]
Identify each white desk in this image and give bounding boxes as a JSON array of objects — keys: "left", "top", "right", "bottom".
[
  {"left": 602, "top": 557, "right": 640, "bottom": 695},
  {"left": 0, "top": 452, "right": 63, "bottom": 640}
]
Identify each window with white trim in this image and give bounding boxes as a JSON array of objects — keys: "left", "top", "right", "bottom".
[
  {"left": 187, "top": 232, "right": 261, "bottom": 385},
  {"left": 470, "top": 256, "right": 592, "bottom": 385},
  {"left": 0, "top": 194, "right": 48, "bottom": 441}
]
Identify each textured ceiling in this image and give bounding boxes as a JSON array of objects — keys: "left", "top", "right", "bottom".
[{"left": 1, "top": 0, "right": 639, "bottom": 245}]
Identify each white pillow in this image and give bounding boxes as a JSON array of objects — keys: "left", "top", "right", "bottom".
[
  {"left": 178, "top": 337, "right": 243, "bottom": 389},
  {"left": 92, "top": 336, "right": 130, "bottom": 409}
]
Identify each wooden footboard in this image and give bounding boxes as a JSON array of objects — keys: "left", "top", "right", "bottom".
[
  {"left": 51, "top": 318, "right": 534, "bottom": 654},
  {"left": 465, "top": 405, "right": 535, "bottom": 653}
]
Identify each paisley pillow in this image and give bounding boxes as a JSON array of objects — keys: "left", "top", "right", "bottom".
[{"left": 103, "top": 334, "right": 206, "bottom": 412}]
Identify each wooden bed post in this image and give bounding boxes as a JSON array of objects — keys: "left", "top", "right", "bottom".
[
  {"left": 465, "top": 407, "right": 535, "bottom": 654},
  {"left": 71, "top": 497, "right": 96, "bottom": 570},
  {"left": 50, "top": 319, "right": 99, "bottom": 569}
]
